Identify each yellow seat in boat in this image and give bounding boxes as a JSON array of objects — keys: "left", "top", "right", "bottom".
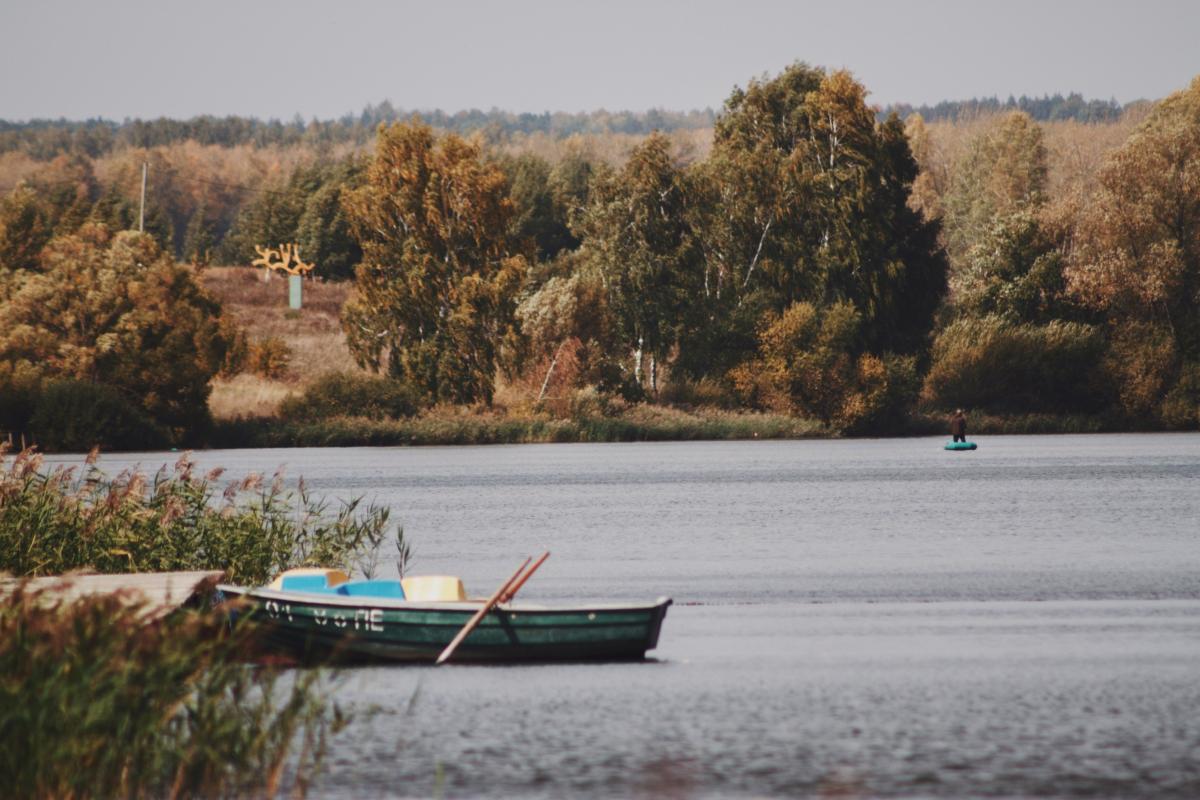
[
  {"left": 267, "top": 567, "right": 349, "bottom": 591},
  {"left": 400, "top": 575, "right": 467, "bottom": 602}
]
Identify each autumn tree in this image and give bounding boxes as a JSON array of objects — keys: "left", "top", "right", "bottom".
[
  {"left": 27, "top": 154, "right": 100, "bottom": 236},
  {"left": 341, "top": 121, "right": 526, "bottom": 404},
  {"left": 904, "top": 113, "right": 950, "bottom": 221},
  {"left": 1068, "top": 76, "right": 1200, "bottom": 426},
  {"left": 0, "top": 225, "right": 232, "bottom": 439},
  {"left": 943, "top": 111, "right": 1048, "bottom": 264},
  {"left": 0, "top": 186, "right": 52, "bottom": 275}
]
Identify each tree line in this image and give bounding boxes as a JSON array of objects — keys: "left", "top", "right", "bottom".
[
  {"left": 1, "top": 65, "right": 1197, "bottom": 448},
  {"left": 885, "top": 92, "right": 1136, "bottom": 124},
  {"left": 0, "top": 106, "right": 717, "bottom": 160},
  {"left": 0, "top": 93, "right": 1134, "bottom": 164}
]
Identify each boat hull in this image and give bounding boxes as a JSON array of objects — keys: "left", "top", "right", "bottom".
[{"left": 217, "top": 585, "right": 672, "bottom": 664}]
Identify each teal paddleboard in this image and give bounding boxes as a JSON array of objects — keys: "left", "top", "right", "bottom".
[{"left": 944, "top": 441, "right": 977, "bottom": 451}]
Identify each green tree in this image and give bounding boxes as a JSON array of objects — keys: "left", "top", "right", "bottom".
[
  {"left": 182, "top": 202, "right": 217, "bottom": 266},
  {"left": 954, "top": 209, "right": 1073, "bottom": 324},
  {"left": 341, "top": 121, "right": 526, "bottom": 404},
  {"left": 87, "top": 183, "right": 172, "bottom": 252},
  {"left": 295, "top": 179, "right": 362, "bottom": 280},
  {"left": 514, "top": 267, "right": 616, "bottom": 399},
  {"left": 576, "top": 133, "right": 697, "bottom": 394},
  {"left": 685, "top": 65, "right": 948, "bottom": 376},
  {"left": 501, "top": 153, "right": 577, "bottom": 262},
  {"left": 549, "top": 150, "right": 595, "bottom": 232}
]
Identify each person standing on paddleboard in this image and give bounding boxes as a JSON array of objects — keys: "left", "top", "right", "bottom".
[{"left": 950, "top": 409, "right": 967, "bottom": 443}]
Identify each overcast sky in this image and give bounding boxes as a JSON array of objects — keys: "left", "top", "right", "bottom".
[{"left": 2, "top": 0, "right": 1198, "bottom": 121}]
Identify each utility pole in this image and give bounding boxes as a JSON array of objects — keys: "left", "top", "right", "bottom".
[{"left": 138, "top": 162, "right": 147, "bottom": 233}]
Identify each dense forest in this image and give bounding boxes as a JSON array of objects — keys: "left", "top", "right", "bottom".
[{"left": 1, "top": 66, "right": 1197, "bottom": 449}]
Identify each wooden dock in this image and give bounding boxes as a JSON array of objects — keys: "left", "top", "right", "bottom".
[{"left": 2, "top": 570, "right": 225, "bottom": 621}]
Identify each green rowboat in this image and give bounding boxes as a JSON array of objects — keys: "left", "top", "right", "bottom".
[{"left": 217, "top": 584, "right": 672, "bottom": 664}]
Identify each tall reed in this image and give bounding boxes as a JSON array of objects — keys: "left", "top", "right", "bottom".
[
  {"left": 0, "top": 446, "right": 394, "bottom": 584},
  {"left": 0, "top": 583, "right": 346, "bottom": 798}
]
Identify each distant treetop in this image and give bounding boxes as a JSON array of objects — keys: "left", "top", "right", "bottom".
[
  {"left": 883, "top": 92, "right": 1138, "bottom": 124},
  {"left": 0, "top": 92, "right": 1147, "bottom": 161},
  {"left": 0, "top": 105, "right": 718, "bottom": 160}
]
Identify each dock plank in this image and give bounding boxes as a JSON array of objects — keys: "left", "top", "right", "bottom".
[{"left": 2, "top": 570, "right": 225, "bottom": 620}]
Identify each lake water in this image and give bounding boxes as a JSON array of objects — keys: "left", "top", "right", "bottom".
[{"left": 55, "top": 434, "right": 1200, "bottom": 798}]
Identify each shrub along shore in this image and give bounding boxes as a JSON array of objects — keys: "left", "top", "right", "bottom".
[
  {"left": 205, "top": 405, "right": 1134, "bottom": 451},
  {"left": 212, "top": 405, "right": 827, "bottom": 448}
]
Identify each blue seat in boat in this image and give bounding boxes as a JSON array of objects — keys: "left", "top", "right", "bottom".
[
  {"left": 279, "top": 575, "right": 341, "bottom": 593},
  {"left": 336, "top": 580, "right": 406, "bottom": 599}
]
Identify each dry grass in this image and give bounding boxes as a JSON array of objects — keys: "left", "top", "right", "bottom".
[
  {"left": 200, "top": 266, "right": 363, "bottom": 418},
  {"left": 209, "top": 373, "right": 296, "bottom": 419}
]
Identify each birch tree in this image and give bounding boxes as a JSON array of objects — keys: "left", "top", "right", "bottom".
[
  {"left": 341, "top": 121, "right": 526, "bottom": 405},
  {"left": 575, "top": 134, "right": 696, "bottom": 395},
  {"left": 682, "top": 64, "right": 947, "bottom": 375}
]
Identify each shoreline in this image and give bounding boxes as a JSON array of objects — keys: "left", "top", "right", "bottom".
[
  {"left": 202, "top": 406, "right": 1152, "bottom": 451},
  {"left": 14, "top": 406, "right": 1182, "bottom": 455}
]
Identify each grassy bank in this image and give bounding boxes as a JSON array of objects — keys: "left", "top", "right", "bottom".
[
  {"left": 212, "top": 405, "right": 829, "bottom": 448},
  {"left": 211, "top": 404, "right": 1142, "bottom": 450},
  {"left": 904, "top": 410, "right": 1121, "bottom": 436}
]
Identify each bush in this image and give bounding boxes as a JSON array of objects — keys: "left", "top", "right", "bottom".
[
  {"left": 838, "top": 353, "right": 921, "bottom": 435},
  {"left": 1102, "top": 322, "right": 1178, "bottom": 421},
  {"left": 923, "top": 315, "right": 1106, "bottom": 413},
  {"left": 0, "top": 366, "right": 41, "bottom": 441},
  {"left": 730, "top": 301, "right": 917, "bottom": 433},
  {"left": 218, "top": 316, "right": 251, "bottom": 377},
  {"left": 658, "top": 376, "right": 740, "bottom": 410},
  {"left": 1161, "top": 362, "right": 1200, "bottom": 430},
  {"left": 0, "top": 586, "right": 344, "bottom": 798},
  {"left": 0, "top": 448, "right": 393, "bottom": 584},
  {"left": 250, "top": 336, "right": 291, "bottom": 379},
  {"left": 28, "top": 380, "right": 168, "bottom": 452},
  {"left": 280, "top": 371, "right": 422, "bottom": 421},
  {"left": 568, "top": 385, "right": 616, "bottom": 421}
]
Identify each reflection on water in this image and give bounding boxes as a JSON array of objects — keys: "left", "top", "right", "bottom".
[{"left": 51, "top": 434, "right": 1200, "bottom": 798}]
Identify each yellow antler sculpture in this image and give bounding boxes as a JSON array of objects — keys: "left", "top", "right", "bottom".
[{"left": 252, "top": 243, "right": 314, "bottom": 276}]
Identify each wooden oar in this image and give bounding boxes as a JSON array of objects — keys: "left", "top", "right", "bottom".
[
  {"left": 435, "top": 557, "right": 531, "bottom": 665},
  {"left": 499, "top": 551, "right": 549, "bottom": 603}
]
